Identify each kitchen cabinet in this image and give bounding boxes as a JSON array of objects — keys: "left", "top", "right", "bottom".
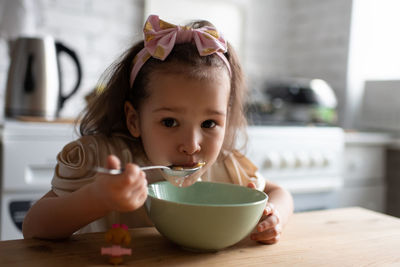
[
  {"left": 386, "top": 141, "right": 400, "bottom": 218},
  {"left": 339, "top": 131, "right": 393, "bottom": 213}
]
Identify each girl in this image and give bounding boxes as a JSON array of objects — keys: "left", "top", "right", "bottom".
[{"left": 23, "top": 15, "right": 293, "bottom": 245}]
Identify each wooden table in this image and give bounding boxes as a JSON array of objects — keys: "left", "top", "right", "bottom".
[{"left": 1, "top": 207, "right": 399, "bottom": 266}]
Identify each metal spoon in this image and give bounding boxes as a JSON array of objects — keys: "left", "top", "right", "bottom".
[{"left": 94, "top": 164, "right": 204, "bottom": 178}]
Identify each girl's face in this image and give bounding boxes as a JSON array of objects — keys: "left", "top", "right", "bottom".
[{"left": 126, "top": 69, "right": 231, "bottom": 178}]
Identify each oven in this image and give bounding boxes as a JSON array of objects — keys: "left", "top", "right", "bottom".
[
  {"left": 0, "top": 120, "right": 76, "bottom": 240},
  {"left": 246, "top": 126, "right": 344, "bottom": 212}
]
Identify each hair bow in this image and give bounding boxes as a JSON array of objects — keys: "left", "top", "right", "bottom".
[{"left": 130, "top": 15, "right": 231, "bottom": 87}]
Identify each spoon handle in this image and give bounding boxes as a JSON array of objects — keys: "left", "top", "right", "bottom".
[{"left": 94, "top": 166, "right": 123, "bottom": 175}]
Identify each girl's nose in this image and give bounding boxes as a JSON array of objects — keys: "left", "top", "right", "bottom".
[{"left": 178, "top": 130, "right": 201, "bottom": 155}]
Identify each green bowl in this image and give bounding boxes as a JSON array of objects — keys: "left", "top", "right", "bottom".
[{"left": 145, "top": 181, "right": 268, "bottom": 251}]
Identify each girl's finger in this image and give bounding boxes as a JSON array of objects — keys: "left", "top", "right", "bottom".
[
  {"left": 258, "top": 216, "right": 281, "bottom": 231},
  {"left": 260, "top": 203, "right": 275, "bottom": 220},
  {"left": 257, "top": 215, "right": 279, "bottom": 232},
  {"left": 122, "top": 163, "right": 144, "bottom": 179},
  {"left": 106, "top": 155, "right": 121, "bottom": 170},
  {"left": 251, "top": 224, "right": 282, "bottom": 242},
  {"left": 121, "top": 164, "right": 145, "bottom": 187},
  {"left": 263, "top": 205, "right": 273, "bottom": 216},
  {"left": 258, "top": 234, "right": 281, "bottom": 245},
  {"left": 247, "top": 182, "right": 256, "bottom": 189}
]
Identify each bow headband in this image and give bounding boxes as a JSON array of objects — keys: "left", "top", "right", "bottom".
[{"left": 129, "top": 15, "right": 231, "bottom": 87}]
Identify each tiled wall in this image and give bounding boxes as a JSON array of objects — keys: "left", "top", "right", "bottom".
[
  {"left": 244, "top": 0, "right": 291, "bottom": 81},
  {"left": 0, "top": 0, "right": 352, "bottom": 125},
  {"left": 286, "top": 0, "right": 352, "bottom": 125},
  {"left": 245, "top": 0, "right": 352, "bottom": 126}
]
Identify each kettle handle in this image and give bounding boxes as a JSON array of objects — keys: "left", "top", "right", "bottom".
[{"left": 55, "top": 42, "right": 82, "bottom": 111}]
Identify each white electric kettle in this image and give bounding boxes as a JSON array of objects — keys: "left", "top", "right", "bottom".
[{"left": 5, "top": 36, "right": 82, "bottom": 119}]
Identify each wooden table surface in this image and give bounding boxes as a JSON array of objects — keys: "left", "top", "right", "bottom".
[{"left": 1, "top": 207, "right": 399, "bottom": 266}]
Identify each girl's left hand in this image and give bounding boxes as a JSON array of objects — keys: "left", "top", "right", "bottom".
[
  {"left": 250, "top": 202, "right": 282, "bottom": 244},
  {"left": 248, "top": 183, "right": 282, "bottom": 244}
]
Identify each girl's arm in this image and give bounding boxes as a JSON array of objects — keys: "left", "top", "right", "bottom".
[
  {"left": 22, "top": 155, "right": 148, "bottom": 239},
  {"left": 22, "top": 185, "right": 110, "bottom": 239}
]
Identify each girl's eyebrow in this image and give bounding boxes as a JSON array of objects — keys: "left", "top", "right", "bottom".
[
  {"left": 206, "top": 109, "right": 226, "bottom": 116},
  {"left": 152, "top": 107, "right": 226, "bottom": 116},
  {"left": 152, "top": 107, "right": 184, "bottom": 113}
]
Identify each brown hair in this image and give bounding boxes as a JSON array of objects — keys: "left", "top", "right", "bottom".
[{"left": 79, "top": 20, "right": 248, "bottom": 156}]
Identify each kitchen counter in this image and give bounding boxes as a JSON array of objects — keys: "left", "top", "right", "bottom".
[
  {"left": 0, "top": 207, "right": 399, "bottom": 266},
  {"left": 344, "top": 130, "right": 394, "bottom": 145}
]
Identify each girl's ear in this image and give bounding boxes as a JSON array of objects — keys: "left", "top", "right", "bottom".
[{"left": 124, "top": 101, "right": 141, "bottom": 137}]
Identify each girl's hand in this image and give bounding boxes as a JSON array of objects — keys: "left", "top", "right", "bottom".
[
  {"left": 92, "top": 155, "right": 148, "bottom": 212},
  {"left": 248, "top": 182, "right": 282, "bottom": 244}
]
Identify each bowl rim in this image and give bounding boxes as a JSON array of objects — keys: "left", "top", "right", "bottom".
[{"left": 147, "top": 181, "right": 268, "bottom": 208}]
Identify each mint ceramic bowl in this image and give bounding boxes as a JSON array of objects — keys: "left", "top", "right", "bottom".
[{"left": 145, "top": 181, "right": 268, "bottom": 251}]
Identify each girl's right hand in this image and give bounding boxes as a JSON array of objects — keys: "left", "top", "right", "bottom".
[{"left": 92, "top": 155, "right": 148, "bottom": 212}]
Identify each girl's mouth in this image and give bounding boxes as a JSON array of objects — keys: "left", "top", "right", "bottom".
[{"left": 170, "top": 161, "right": 205, "bottom": 169}]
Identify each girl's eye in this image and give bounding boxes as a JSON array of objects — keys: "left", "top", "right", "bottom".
[
  {"left": 161, "top": 118, "right": 178, "bottom": 128},
  {"left": 201, "top": 120, "right": 216, "bottom": 129}
]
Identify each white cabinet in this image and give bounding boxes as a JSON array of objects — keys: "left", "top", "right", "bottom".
[{"left": 339, "top": 132, "right": 392, "bottom": 213}]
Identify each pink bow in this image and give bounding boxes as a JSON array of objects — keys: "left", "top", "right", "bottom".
[{"left": 130, "top": 15, "right": 231, "bottom": 87}]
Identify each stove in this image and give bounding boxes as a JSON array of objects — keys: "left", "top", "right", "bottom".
[{"left": 246, "top": 126, "right": 344, "bottom": 212}]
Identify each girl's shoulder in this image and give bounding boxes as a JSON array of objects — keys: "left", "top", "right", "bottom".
[
  {"left": 204, "top": 150, "right": 266, "bottom": 191},
  {"left": 75, "top": 133, "right": 142, "bottom": 159},
  {"left": 220, "top": 150, "right": 258, "bottom": 180},
  {"left": 52, "top": 133, "right": 145, "bottom": 195},
  {"left": 56, "top": 133, "right": 144, "bottom": 177},
  {"left": 71, "top": 133, "right": 135, "bottom": 147}
]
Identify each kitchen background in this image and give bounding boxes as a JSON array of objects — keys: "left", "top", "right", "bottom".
[{"left": 0, "top": 0, "right": 400, "bottom": 240}]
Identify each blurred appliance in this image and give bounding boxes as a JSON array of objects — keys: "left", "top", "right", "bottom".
[
  {"left": 246, "top": 126, "right": 344, "bottom": 212},
  {"left": 5, "top": 36, "right": 82, "bottom": 119},
  {"left": 247, "top": 78, "right": 337, "bottom": 126},
  {"left": 357, "top": 80, "right": 400, "bottom": 132},
  {"left": 0, "top": 120, "right": 76, "bottom": 240}
]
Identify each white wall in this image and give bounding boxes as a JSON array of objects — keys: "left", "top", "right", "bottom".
[{"left": 347, "top": 0, "right": 400, "bottom": 129}]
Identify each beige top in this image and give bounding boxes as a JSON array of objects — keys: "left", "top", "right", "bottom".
[{"left": 51, "top": 134, "right": 266, "bottom": 234}]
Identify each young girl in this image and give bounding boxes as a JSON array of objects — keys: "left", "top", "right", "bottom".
[{"left": 23, "top": 15, "right": 293, "bottom": 245}]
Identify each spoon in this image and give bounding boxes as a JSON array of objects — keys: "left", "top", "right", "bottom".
[{"left": 94, "top": 163, "right": 204, "bottom": 178}]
